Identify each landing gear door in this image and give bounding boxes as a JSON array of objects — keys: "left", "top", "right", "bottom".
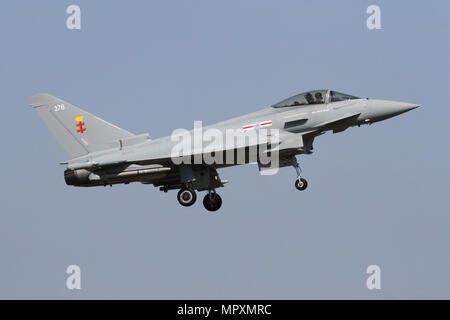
[{"left": 325, "top": 90, "right": 331, "bottom": 104}]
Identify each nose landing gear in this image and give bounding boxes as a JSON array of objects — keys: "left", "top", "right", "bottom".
[
  {"left": 295, "top": 178, "right": 308, "bottom": 191},
  {"left": 291, "top": 157, "right": 308, "bottom": 191}
]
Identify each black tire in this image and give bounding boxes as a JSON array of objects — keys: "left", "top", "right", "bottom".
[
  {"left": 203, "top": 193, "right": 222, "bottom": 212},
  {"left": 177, "top": 188, "right": 197, "bottom": 206},
  {"left": 295, "top": 178, "right": 308, "bottom": 191}
]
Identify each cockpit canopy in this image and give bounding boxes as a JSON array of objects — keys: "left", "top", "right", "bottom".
[{"left": 271, "top": 90, "right": 360, "bottom": 108}]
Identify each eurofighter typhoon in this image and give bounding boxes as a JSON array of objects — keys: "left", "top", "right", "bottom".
[{"left": 29, "top": 90, "right": 419, "bottom": 211}]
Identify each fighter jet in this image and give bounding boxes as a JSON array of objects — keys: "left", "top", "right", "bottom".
[{"left": 29, "top": 90, "right": 419, "bottom": 212}]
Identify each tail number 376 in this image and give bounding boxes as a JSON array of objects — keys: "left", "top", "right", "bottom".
[{"left": 54, "top": 104, "right": 66, "bottom": 112}]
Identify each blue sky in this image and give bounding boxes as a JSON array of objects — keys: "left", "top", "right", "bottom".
[{"left": 0, "top": 0, "right": 449, "bottom": 298}]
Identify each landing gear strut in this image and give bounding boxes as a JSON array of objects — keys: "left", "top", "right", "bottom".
[
  {"left": 291, "top": 157, "right": 308, "bottom": 191},
  {"left": 177, "top": 187, "right": 197, "bottom": 206},
  {"left": 203, "top": 190, "right": 222, "bottom": 212}
]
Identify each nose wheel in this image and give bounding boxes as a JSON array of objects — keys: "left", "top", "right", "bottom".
[
  {"left": 295, "top": 178, "right": 308, "bottom": 191},
  {"left": 203, "top": 190, "right": 222, "bottom": 212},
  {"left": 177, "top": 187, "right": 197, "bottom": 206},
  {"left": 290, "top": 156, "right": 308, "bottom": 191}
]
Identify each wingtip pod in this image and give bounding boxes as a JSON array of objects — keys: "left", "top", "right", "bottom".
[{"left": 29, "top": 93, "right": 58, "bottom": 108}]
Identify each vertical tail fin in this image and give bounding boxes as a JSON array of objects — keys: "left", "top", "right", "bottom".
[{"left": 29, "top": 93, "right": 135, "bottom": 159}]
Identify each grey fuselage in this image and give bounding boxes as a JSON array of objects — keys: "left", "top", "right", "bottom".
[{"left": 63, "top": 93, "right": 419, "bottom": 188}]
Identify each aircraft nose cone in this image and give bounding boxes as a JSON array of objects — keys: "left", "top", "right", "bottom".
[
  {"left": 392, "top": 102, "right": 420, "bottom": 114},
  {"left": 368, "top": 100, "right": 420, "bottom": 122}
]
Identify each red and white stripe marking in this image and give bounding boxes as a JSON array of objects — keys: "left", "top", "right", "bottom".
[{"left": 242, "top": 120, "right": 272, "bottom": 131}]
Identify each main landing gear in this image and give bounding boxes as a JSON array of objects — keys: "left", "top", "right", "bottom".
[
  {"left": 203, "top": 190, "right": 222, "bottom": 212},
  {"left": 176, "top": 186, "right": 222, "bottom": 212},
  {"left": 177, "top": 187, "right": 196, "bottom": 206}
]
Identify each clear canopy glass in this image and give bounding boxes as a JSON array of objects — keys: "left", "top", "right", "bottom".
[
  {"left": 329, "top": 90, "right": 360, "bottom": 103},
  {"left": 271, "top": 90, "right": 360, "bottom": 108}
]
